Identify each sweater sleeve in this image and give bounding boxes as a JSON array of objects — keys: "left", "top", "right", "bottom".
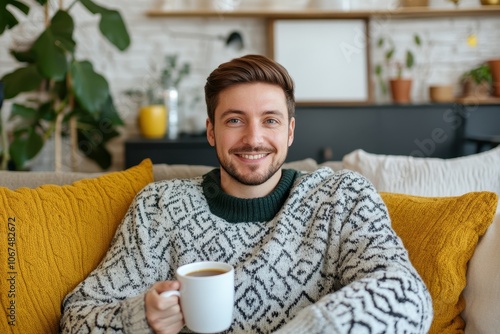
[
  {"left": 60, "top": 185, "right": 162, "bottom": 334},
  {"left": 275, "top": 172, "right": 433, "bottom": 334}
]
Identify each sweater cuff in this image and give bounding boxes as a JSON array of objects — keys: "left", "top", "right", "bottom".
[{"left": 122, "top": 293, "right": 152, "bottom": 334}]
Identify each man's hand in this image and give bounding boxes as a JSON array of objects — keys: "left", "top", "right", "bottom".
[{"left": 145, "top": 281, "right": 184, "bottom": 334}]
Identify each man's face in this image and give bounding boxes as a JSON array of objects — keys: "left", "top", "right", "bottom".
[{"left": 206, "top": 82, "right": 295, "bottom": 189}]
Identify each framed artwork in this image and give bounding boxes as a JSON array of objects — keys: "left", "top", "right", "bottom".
[{"left": 270, "top": 19, "right": 372, "bottom": 105}]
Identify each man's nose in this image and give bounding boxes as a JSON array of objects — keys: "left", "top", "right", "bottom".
[{"left": 242, "top": 122, "right": 263, "bottom": 146}]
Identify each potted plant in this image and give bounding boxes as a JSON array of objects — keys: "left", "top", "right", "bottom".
[
  {"left": 0, "top": 0, "right": 130, "bottom": 171},
  {"left": 487, "top": 59, "right": 500, "bottom": 97},
  {"left": 460, "top": 63, "right": 492, "bottom": 98},
  {"left": 374, "top": 34, "right": 422, "bottom": 103},
  {"left": 125, "top": 54, "right": 191, "bottom": 139}
]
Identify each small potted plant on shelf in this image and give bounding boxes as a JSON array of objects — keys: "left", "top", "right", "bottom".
[
  {"left": 374, "top": 34, "right": 422, "bottom": 103},
  {"left": 459, "top": 63, "right": 492, "bottom": 98}
]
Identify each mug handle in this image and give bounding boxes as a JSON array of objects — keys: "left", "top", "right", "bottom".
[{"left": 160, "top": 290, "right": 181, "bottom": 299}]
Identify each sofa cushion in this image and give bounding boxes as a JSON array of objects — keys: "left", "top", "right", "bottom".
[
  {"left": 342, "top": 147, "right": 500, "bottom": 198},
  {"left": 0, "top": 159, "right": 154, "bottom": 334},
  {"left": 380, "top": 191, "right": 498, "bottom": 334}
]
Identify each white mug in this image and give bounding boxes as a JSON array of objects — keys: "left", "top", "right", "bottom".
[{"left": 161, "top": 261, "right": 235, "bottom": 333}]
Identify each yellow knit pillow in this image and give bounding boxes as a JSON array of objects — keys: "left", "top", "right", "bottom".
[
  {"left": 0, "top": 159, "right": 153, "bottom": 334},
  {"left": 380, "top": 191, "right": 498, "bottom": 334}
]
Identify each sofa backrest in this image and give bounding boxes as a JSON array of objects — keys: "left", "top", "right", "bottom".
[{"left": 0, "top": 158, "right": 325, "bottom": 190}]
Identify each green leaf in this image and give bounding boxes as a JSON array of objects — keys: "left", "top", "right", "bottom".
[
  {"left": 1, "top": 64, "right": 44, "bottom": 99},
  {"left": 77, "top": 136, "right": 112, "bottom": 169},
  {"left": 9, "top": 128, "right": 44, "bottom": 170},
  {"left": 414, "top": 34, "right": 421, "bottom": 46},
  {"left": 9, "top": 0, "right": 30, "bottom": 14},
  {"left": 80, "top": 0, "right": 130, "bottom": 51},
  {"left": 100, "top": 95, "right": 124, "bottom": 126},
  {"left": 0, "top": 0, "right": 29, "bottom": 34},
  {"left": 406, "top": 51, "right": 415, "bottom": 69},
  {"left": 70, "top": 60, "right": 110, "bottom": 115},
  {"left": 375, "top": 64, "right": 382, "bottom": 76},
  {"left": 98, "top": 10, "right": 130, "bottom": 51},
  {"left": 33, "top": 11, "right": 75, "bottom": 80},
  {"left": 10, "top": 48, "right": 36, "bottom": 63},
  {"left": 377, "top": 37, "right": 384, "bottom": 48},
  {"left": 33, "top": 29, "right": 68, "bottom": 80},
  {"left": 50, "top": 10, "right": 75, "bottom": 52},
  {"left": 385, "top": 49, "right": 395, "bottom": 62},
  {"left": 10, "top": 103, "right": 38, "bottom": 120}
]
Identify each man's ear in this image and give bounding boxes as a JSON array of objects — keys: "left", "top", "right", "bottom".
[
  {"left": 288, "top": 117, "right": 295, "bottom": 147},
  {"left": 206, "top": 118, "right": 215, "bottom": 147}
]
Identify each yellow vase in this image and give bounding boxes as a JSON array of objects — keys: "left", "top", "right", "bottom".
[{"left": 138, "top": 105, "right": 167, "bottom": 138}]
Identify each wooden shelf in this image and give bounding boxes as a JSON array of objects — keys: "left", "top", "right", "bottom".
[
  {"left": 146, "top": 6, "right": 500, "bottom": 19},
  {"left": 455, "top": 96, "right": 500, "bottom": 105}
]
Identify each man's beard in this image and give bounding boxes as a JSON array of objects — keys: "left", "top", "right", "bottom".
[{"left": 215, "top": 146, "right": 286, "bottom": 186}]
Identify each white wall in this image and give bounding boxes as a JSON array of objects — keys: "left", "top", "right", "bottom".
[{"left": 0, "top": 0, "right": 499, "bottom": 171}]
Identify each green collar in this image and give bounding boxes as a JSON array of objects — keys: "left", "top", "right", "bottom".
[{"left": 202, "top": 169, "right": 299, "bottom": 223}]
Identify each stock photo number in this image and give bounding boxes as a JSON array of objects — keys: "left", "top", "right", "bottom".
[{"left": 6, "top": 217, "right": 17, "bottom": 326}]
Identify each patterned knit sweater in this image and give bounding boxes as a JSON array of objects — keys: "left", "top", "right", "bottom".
[{"left": 61, "top": 167, "right": 433, "bottom": 333}]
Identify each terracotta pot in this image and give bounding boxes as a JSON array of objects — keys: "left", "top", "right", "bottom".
[
  {"left": 488, "top": 59, "right": 500, "bottom": 97},
  {"left": 390, "top": 78, "right": 412, "bottom": 104},
  {"left": 429, "top": 85, "right": 454, "bottom": 103}
]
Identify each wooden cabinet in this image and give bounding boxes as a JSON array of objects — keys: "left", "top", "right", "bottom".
[{"left": 124, "top": 103, "right": 500, "bottom": 167}]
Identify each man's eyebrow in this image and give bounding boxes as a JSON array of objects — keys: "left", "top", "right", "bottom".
[
  {"left": 220, "top": 109, "right": 244, "bottom": 118},
  {"left": 220, "top": 109, "right": 286, "bottom": 118}
]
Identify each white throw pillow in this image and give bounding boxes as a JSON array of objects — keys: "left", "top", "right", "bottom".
[
  {"left": 342, "top": 147, "right": 500, "bottom": 198},
  {"left": 342, "top": 147, "right": 500, "bottom": 334}
]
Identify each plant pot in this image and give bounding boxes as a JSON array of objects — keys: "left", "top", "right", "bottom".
[
  {"left": 488, "top": 58, "right": 500, "bottom": 97},
  {"left": 400, "top": 0, "right": 429, "bottom": 7},
  {"left": 390, "top": 78, "right": 412, "bottom": 104},
  {"left": 138, "top": 105, "right": 167, "bottom": 138},
  {"left": 429, "top": 85, "right": 454, "bottom": 103},
  {"left": 461, "top": 78, "right": 490, "bottom": 98}
]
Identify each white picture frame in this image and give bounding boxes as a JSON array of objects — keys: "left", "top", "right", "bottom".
[{"left": 271, "top": 19, "right": 371, "bottom": 104}]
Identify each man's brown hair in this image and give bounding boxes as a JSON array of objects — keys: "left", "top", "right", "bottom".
[{"left": 204, "top": 54, "right": 295, "bottom": 123}]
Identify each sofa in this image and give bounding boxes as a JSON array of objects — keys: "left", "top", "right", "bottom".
[{"left": 1, "top": 147, "right": 499, "bottom": 334}]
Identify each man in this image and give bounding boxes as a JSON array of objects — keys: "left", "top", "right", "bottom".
[{"left": 61, "top": 54, "right": 433, "bottom": 333}]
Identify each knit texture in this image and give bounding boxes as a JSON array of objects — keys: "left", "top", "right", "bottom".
[
  {"left": 0, "top": 159, "right": 154, "bottom": 334},
  {"left": 61, "top": 167, "right": 433, "bottom": 333},
  {"left": 381, "top": 191, "right": 498, "bottom": 334}
]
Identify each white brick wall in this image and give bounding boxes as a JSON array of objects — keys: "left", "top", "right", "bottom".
[{"left": 1, "top": 0, "right": 498, "bottom": 171}]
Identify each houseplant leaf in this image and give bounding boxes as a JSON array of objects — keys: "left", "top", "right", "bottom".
[
  {"left": 9, "top": 128, "right": 44, "bottom": 170},
  {"left": 1, "top": 64, "right": 43, "bottom": 99},
  {"left": 99, "top": 95, "right": 124, "bottom": 126},
  {"left": 33, "top": 10, "right": 75, "bottom": 80},
  {"left": 10, "top": 48, "right": 36, "bottom": 63},
  {"left": 70, "top": 60, "right": 109, "bottom": 115},
  {"left": 0, "top": 0, "right": 29, "bottom": 34},
  {"left": 98, "top": 10, "right": 130, "bottom": 51},
  {"left": 33, "top": 31, "right": 68, "bottom": 80},
  {"left": 76, "top": 107, "right": 121, "bottom": 169},
  {"left": 406, "top": 51, "right": 415, "bottom": 69},
  {"left": 80, "top": 0, "right": 130, "bottom": 51},
  {"left": 49, "top": 10, "right": 76, "bottom": 52}
]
